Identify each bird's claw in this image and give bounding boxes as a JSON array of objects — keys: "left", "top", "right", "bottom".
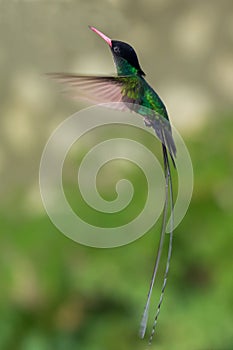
[{"left": 144, "top": 118, "right": 152, "bottom": 127}]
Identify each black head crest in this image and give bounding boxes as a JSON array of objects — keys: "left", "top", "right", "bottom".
[{"left": 111, "top": 40, "right": 145, "bottom": 76}]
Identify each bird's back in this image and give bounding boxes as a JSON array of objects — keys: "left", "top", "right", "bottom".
[
  {"left": 124, "top": 76, "right": 176, "bottom": 163},
  {"left": 139, "top": 77, "right": 169, "bottom": 121}
]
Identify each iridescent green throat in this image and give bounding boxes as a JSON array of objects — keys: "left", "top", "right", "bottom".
[{"left": 113, "top": 56, "right": 139, "bottom": 76}]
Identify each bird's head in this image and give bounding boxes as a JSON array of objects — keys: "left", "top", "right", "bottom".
[{"left": 89, "top": 26, "right": 145, "bottom": 76}]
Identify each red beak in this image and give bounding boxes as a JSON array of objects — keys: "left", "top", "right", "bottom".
[{"left": 89, "top": 26, "right": 112, "bottom": 47}]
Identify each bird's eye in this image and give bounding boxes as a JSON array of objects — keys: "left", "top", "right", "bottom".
[{"left": 113, "top": 46, "right": 120, "bottom": 53}]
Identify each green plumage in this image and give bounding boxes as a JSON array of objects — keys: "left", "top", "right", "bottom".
[
  {"left": 115, "top": 61, "right": 169, "bottom": 120},
  {"left": 119, "top": 76, "right": 168, "bottom": 117},
  {"left": 114, "top": 69, "right": 176, "bottom": 162}
]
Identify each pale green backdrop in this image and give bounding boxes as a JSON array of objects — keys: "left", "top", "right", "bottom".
[{"left": 0, "top": 1, "right": 232, "bottom": 350}]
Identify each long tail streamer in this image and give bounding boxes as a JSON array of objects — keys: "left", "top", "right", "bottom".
[
  {"left": 139, "top": 141, "right": 174, "bottom": 345},
  {"left": 148, "top": 144, "right": 174, "bottom": 345}
]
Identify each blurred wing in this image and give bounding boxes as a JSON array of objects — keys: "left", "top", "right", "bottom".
[
  {"left": 47, "top": 73, "right": 176, "bottom": 162},
  {"left": 46, "top": 73, "right": 128, "bottom": 107}
]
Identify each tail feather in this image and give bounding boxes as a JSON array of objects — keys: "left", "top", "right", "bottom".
[
  {"left": 145, "top": 118, "right": 176, "bottom": 168},
  {"left": 163, "top": 127, "right": 176, "bottom": 168},
  {"left": 148, "top": 143, "right": 174, "bottom": 345},
  {"left": 139, "top": 144, "right": 170, "bottom": 338},
  {"left": 132, "top": 100, "right": 176, "bottom": 343}
]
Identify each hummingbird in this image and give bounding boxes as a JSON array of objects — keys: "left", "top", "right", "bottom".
[{"left": 48, "top": 26, "right": 176, "bottom": 344}]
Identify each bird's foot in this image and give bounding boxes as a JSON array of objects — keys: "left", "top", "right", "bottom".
[{"left": 144, "top": 118, "right": 152, "bottom": 127}]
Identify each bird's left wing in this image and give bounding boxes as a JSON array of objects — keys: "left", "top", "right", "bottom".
[
  {"left": 46, "top": 73, "right": 142, "bottom": 109},
  {"left": 47, "top": 73, "right": 175, "bottom": 163}
]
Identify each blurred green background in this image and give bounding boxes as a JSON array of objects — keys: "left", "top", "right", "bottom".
[{"left": 0, "top": 1, "right": 233, "bottom": 350}]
